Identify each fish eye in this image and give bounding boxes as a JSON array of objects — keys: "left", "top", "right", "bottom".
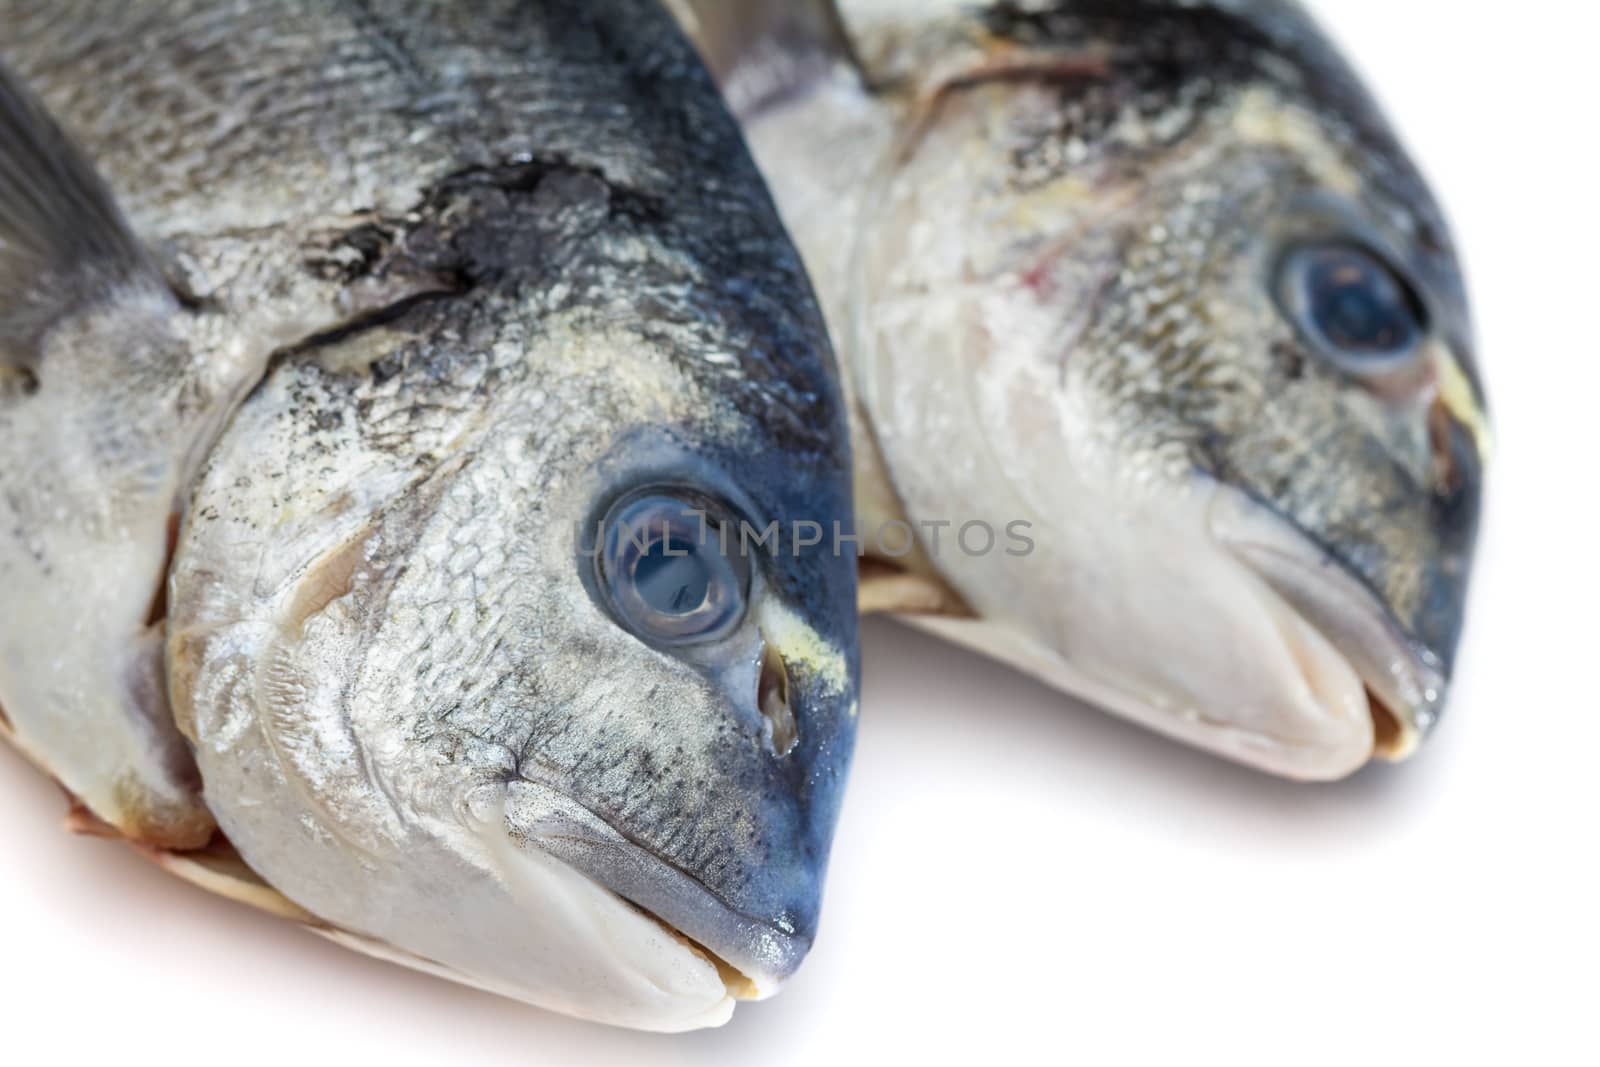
[
  {"left": 1277, "top": 243, "right": 1428, "bottom": 374},
  {"left": 596, "top": 489, "right": 751, "bottom": 647}
]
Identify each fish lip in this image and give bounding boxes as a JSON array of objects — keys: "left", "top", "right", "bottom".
[
  {"left": 1208, "top": 492, "right": 1449, "bottom": 761},
  {"left": 529, "top": 821, "right": 811, "bottom": 1000}
]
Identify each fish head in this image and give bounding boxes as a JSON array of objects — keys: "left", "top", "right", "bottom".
[
  {"left": 490, "top": 408, "right": 862, "bottom": 1003},
  {"left": 427, "top": 405, "right": 860, "bottom": 1007},
  {"left": 172, "top": 226, "right": 858, "bottom": 1027},
  {"left": 854, "top": 2, "right": 1484, "bottom": 776}
]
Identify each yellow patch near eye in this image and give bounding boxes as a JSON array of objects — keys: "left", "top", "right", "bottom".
[
  {"left": 1436, "top": 350, "right": 1493, "bottom": 462},
  {"left": 756, "top": 599, "right": 850, "bottom": 696}
]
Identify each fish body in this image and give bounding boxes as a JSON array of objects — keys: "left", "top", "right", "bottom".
[
  {"left": 0, "top": 0, "right": 857, "bottom": 1030},
  {"left": 675, "top": 0, "right": 1488, "bottom": 780}
]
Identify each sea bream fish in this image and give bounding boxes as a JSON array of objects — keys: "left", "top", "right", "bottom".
[
  {"left": 672, "top": 0, "right": 1490, "bottom": 780},
  {"left": 0, "top": 0, "right": 858, "bottom": 1031}
]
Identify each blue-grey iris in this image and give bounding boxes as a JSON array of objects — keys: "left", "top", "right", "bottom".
[
  {"left": 1279, "top": 243, "right": 1426, "bottom": 373},
  {"left": 597, "top": 490, "right": 751, "bottom": 646}
]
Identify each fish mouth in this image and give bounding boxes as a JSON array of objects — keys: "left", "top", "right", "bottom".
[
  {"left": 504, "top": 779, "right": 809, "bottom": 1002},
  {"left": 632, "top": 907, "right": 766, "bottom": 1003},
  {"left": 1207, "top": 487, "right": 1448, "bottom": 775},
  {"left": 536, "top": 829, "right": 808, "bottom": 1001}
]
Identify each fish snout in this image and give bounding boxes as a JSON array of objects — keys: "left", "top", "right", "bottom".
[
  {"left": 502, "top": 619, "right": 853, "bottom": 999},
  {"left": 520, "top": 787, "right": 818, "bottom": 999},
  {"left": 1208, "top": 482, "right": 1469, "bottom": 764}
]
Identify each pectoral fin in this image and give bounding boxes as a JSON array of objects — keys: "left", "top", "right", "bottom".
[
  {"left": 0, "top": 63, "right": 213, "bottom": 848},
  {"left": 0, "top": 61, "right": 168, "bottom": 372},
  {"left": 665, "top": 0, "right": 863, "bottom": 115}
]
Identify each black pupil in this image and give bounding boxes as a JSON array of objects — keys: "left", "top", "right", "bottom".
[
  {"left": 633, "top": 536, "right": 711, "bottom": 616},
  {"left": 1304, "top": 247, "right": 1420, "bottom": 355}
]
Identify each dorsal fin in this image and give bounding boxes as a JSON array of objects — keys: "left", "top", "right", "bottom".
[
  {"left": 666, "top": 0, "right": 864, "bottom": 116},
  {"left": 0, "top": 62, "right": 165, "bottom": 368}
]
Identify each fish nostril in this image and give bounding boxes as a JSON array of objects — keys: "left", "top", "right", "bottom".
[
  {"left": 1427, "top": 396, "right": 1462, "bottom": 494},
  {"left": 757, "top": 643, "right": 797, "bottom": 758},
  {"left": 1427, "top": 395, "right": 1483, "bottom": 526}
]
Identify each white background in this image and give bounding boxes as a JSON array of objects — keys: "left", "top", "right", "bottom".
[{"left": 1, "top": 2, "right": 1595, "bottom": 1064}]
